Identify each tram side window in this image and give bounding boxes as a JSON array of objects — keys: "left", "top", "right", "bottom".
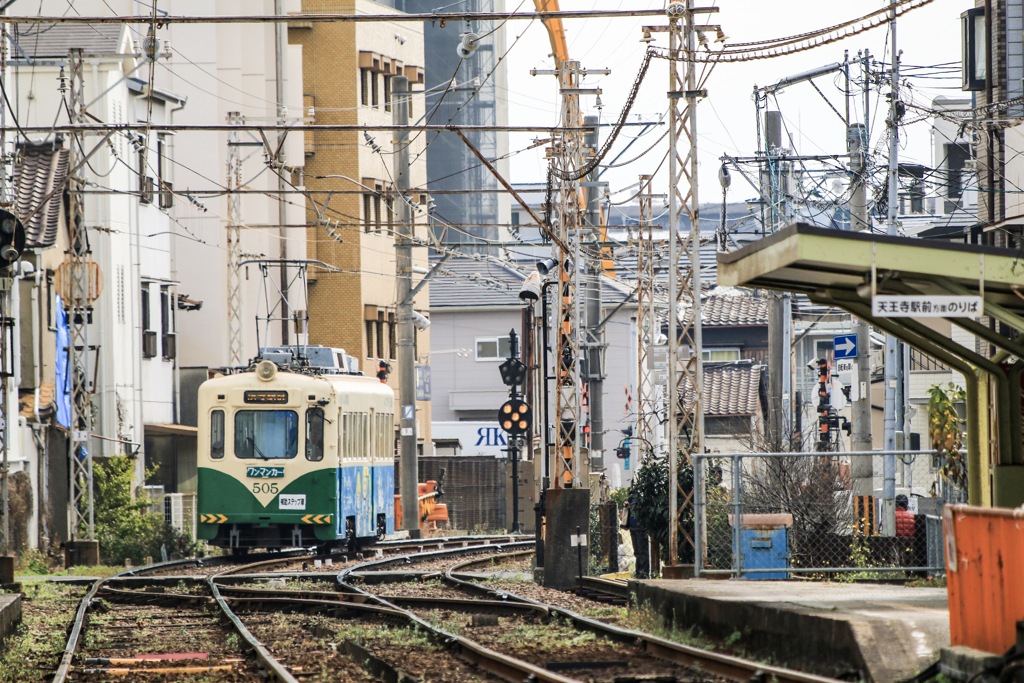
[
  {"left": 210, "top": 409, "right": 225, "bottom": 459},
  {"left": 306, "top": 407, "right": 325, "bottom": 461},
  {"left": 342, "top": 413, "right": 351, "bottom": 461}
]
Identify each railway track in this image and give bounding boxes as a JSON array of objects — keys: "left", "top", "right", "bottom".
[{"left": 50, "top": 536, "right": 845, "bottom": 682}]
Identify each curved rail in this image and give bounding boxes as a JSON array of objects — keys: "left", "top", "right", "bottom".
[
  {"left": 206, "top": 568, "right": 300, "bottom": 683},
  {"left": 333, "top": 539, "right": 581, "bottom": 682},
  {"left": 442, "top": 555, "right": 844, "bottom": 683}
]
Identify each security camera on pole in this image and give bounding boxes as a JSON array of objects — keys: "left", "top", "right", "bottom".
[{"left": 498, "top": 329, "right": 529, "bottom": 533}]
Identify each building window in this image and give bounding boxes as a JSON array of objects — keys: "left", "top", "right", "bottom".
[
  {"left": 945, "top": 142, "right": 970, "bottom": 199},
  {"left": 137, "top": 136, "right": 153, "bottom": 204},
  {"left": 157, "top": 134, "right": 172, "bottom": 208},
  {"left": 366, "top": 319, "right": 375, "bottom": 358},
  {"left": 476, "top": 336, "right": 511, "bottom": 361},
  {"left": 702, "top": 348, "right": 741, "bottom": 362},
  {"left": 388, "top": 311, "right": 397, "bottom": 360},
  {"left": 141, "top": 283, "right": 156, "bottom": 358},
  {"left": 373, "top": 194, "right": 382, "bottom": 233},
  {"left": 361, "top": 68, "right": 372, "bottom": 106},
  {"left": 814, "top": 339, "right": 834, "bottom": 365},
  {"left": 384, "top": 192, "right": 394, "bottom": 236},
  {"left": 961, "top": 7, "right": 986, "bottom": 91},
  {"left": 384, "top": 74, "right": 392, "bottom": 112},
  {"left": 706, "top": 415, "right": 750, "bottom": 435},
  {"left": 376, "top": 311, "right": 385, "bottom": 358},
  {"left": 160, "top": 285, "right": 176, "bottom": 360},
  {"left": 363, "top": 193, "right": 373, "bottom": 233},
  {"left": 371, "top": 72, "right": 379, "bottom": 107}
]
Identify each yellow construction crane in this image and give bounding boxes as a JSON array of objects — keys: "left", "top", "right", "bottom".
[
  {"left": 534, "top": 0, "right": 569, "bottom": 64},
  {"left": 533, "top": 0, "right": 616, "bottom": 275}
]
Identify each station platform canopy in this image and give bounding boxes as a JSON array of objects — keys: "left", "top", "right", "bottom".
[{"left": 717, "top": 223, "right": 1024, "bottom": 508}]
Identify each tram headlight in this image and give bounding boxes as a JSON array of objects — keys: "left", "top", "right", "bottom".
[{"left": 256, "top": 360, "right": 278, "bottom": 382}]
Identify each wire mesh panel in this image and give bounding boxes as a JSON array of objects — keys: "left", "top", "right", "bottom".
[{"left": 697, "top": 451, "right": 957, "bottom": 577}]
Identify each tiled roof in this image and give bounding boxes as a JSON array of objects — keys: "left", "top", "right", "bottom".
[
  {"left": 699, "top": 291, "right": 768, "bottom": 326},
  {"left": 430, "top": 256, "right": 634, "bottom": 309},
  {"left": 13, "top": 142, "right": 69, "bottom": 249},
  {"left": 11, "top": 23, "right": 124, "bottom": 59},
  {"left": 683, "top": 361, "right": 762, "bottom": 416},
  {"left": 429, "top": 257, "right": 524, "bottom": 308}
]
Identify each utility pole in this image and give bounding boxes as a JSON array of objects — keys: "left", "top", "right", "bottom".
[
  {"left": 273, "top": 0, "right": 289, "bottom": 345},
  {"left": 764, "top": 110, "right": 792, "bottom": 448},
  {"left": 552, "top": 60, "right": 584, "bottom": 491},
  {"left": 535, "top": 57, "right": 593, "bottom": 589},
  {"left": 634, "top": 175, "right": 657, "bottom": 463},
  {"left": 882, "top": 1, "right": 901, "bottom": 537},
  {"left": 582, "top": 114, "right": 604, "bottom": 470},
  {"left": 394, "top": 76, "right": 419, "bottom": 535},
  {"left": 848, "top": 118, "right": 873, "bottom": 490},
  {"left": 666, "top": 1, "right": 708, "bottom": 573},
  {"left": 226, "top": 112, "right": 243, "bottom": 366},
  {"left": 66, "top": 49, "right": 97, "bottom": 551}
]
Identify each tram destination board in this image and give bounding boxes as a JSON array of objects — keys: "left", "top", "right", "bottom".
[{"left": 244, "top": 390, "right": 289, "bottom": 404}]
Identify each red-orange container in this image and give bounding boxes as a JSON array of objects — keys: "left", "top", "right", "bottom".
[{"left": 944, "top": 504, "right": 1024, "bottom": 654}]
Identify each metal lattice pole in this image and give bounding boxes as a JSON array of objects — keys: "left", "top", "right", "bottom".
[
  {"left": 634, "top": 175, "right": 657, "bottom": 462},
  {"left": 67, "top": 49, "right": 94, "bottom": 540},
  {"left": 553, "top": 60, "right": 584, "bottom": 488},
  {"left": 667, "top": 2, "right": 705, "bottom": 568},
  {"left": 226, "top": 112, "right": 243, "bottom": 366}
]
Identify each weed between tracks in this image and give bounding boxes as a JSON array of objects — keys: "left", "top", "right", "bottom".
[{"left": 0, "top": 582, "right": 84, "bottom": 683}]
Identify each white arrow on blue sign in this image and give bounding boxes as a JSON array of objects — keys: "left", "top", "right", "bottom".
[{"left": 833, "top": 334, "right": 858, "bottom": 359}]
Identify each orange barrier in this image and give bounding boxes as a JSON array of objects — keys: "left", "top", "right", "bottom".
[
  {"left": 394, "top": 480, "right": 448, "bottom": 530},
  {"left": 944, "top": 504, "right": 1024, "bottom": 654}
]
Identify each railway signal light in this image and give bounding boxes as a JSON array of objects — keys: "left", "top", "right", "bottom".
[
  {"left": 498, "top": 357, "right": 526, "bottom": 387},
  {"left": 498, "top": 398, "right": 530, "bottom": 435},
  {"left": 377, "top": 360, "right": 391, "bottom": 383},
  {"left": 0, "top": 209, "right": 25, "bottom": 267}
]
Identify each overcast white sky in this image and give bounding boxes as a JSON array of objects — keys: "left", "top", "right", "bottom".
[{"left": 500, "top": 0, "right": 969, "bottom": 210}]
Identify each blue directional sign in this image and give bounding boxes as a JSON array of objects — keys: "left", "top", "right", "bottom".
[{"left": 833, "top": 334, "right": 858, "bottom": 359}]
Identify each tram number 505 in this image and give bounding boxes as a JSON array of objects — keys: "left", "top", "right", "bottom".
[{"left": 252, "top": 482, "right": 280, "bottom": 494}]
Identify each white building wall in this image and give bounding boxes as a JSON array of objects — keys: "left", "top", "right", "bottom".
[{"left": 163, "top": 0, "right": 306, "bottom": 368}]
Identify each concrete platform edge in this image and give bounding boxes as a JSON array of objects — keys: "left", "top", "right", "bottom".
[
  {"left": 0, "top": 594, "right": 22, "bottom": 650},
  {"left": 632, "top": 581, "right": 933, "bottom": 682}
]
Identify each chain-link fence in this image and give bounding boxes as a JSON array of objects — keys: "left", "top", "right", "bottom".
[{"left": 694, "top": 450, "right": 961, "bottom": 578}]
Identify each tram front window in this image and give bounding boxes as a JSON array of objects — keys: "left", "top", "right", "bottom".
[{"left": 235, "top": 410, "right": 298, "bottom": 459}]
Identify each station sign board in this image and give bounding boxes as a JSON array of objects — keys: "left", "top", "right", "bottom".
[{"left": 872, "top": 295, "right": 982, "bottom": 318}]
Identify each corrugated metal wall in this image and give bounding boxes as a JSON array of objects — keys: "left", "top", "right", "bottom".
[{"left": 399, "top": 456, "right": 508, "bottom": 532}]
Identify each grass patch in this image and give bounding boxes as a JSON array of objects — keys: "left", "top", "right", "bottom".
[{"left": 0, "top": 582, "right": 84, "bottom": 683}]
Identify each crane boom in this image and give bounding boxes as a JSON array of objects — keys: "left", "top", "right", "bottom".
[{"left": 534, "top": 0, "right": 569, "bottom": 65}]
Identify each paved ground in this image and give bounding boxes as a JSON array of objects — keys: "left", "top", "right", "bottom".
[{"left": 633, "top": 579, "right": 949, "bottom": 682}]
